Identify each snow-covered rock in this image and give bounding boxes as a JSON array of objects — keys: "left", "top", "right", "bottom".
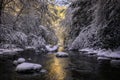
[
  {"left": 79, "top": 48, "right": 93, "bottom": 52},
  {"left": 97, "top": 57, "right": 111, "bottom": 61},
  {"left": 16, "top": 62, "right": 42, "bottom": 73},
  {"left": 56, "top": 52, "right": 69, "bottom": 57},
  {"left": 108, "top": 52, "right": 120, "bottom": 59},
  {"left": 13, "top": 58, "right": 26, "bottom": 65},
  {"left": 0, "top": 48, "right": 23, "bottom": 55},
  {"left": 79, "top": 48, "right": 97, "bottom": 55},
  {"left": 97, "top": 50, "right": 120, "bottom": 59},
  {"left": 40, "top": 69, "right": 47, "bottom": 73},
  {"left": 46, "top": 45, "right": 58, "bottom": 52},
  {"left": 17, "top": 58, "right": 26, "bottom": 63},
  {"left": 79, "top": 48, "right": 120, "bottom": 59},
  {"left": 1, "top": 49, "right": 18, "bottom": 55}
]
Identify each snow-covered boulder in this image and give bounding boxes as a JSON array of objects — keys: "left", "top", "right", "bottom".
[
  {"left": 16, "top": 62, "right": 42, "bottom": 73},
  {"left": 2, "top": 49, "right": 18, "bottom": 56},
  {"left": 46, "top": 45, "right": 58, "bottom": 52},
  {"left": 79, "top": 48, "right": 97, "bottom": 55},
  {"left": 0, "top": 48, "right": 23, "bottom": 56},
  {"left": 108, "top": 52, "right": 120, "bottom": 59},
  {"left": 13, "top": 58, "right": 25, "bottom": 65},
  {"left": 17, "top": 58, "right": 25, "bottom": 63},
  {"left": 56, "top": 52, "right": 69, "bottom": 57}
]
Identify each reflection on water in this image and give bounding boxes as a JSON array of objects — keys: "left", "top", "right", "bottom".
[
  {"left": 46, "top": 46, "right": 69, "bottom": 80},
  {"left": 0, "top": 50, "right": 120, "bottom": 80},
  {"left": 47, "top": 56, "right": 68, "bottom": 80},
  {"left": 58, "top": 46, "right": 64, "bottom": 52}
]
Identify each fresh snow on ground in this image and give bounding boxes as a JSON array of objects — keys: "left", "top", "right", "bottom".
[
  {"left": 56, "top": 52, "right": 68, "bottom": 57},
  {"left": 16, "top": 62, "right": 42, "bottom": 72},
  {"left": 0, "top": 48, "right": 24, "bottom": 55},
  {"left": 46, "top": 45, "right": 58, "bottom": 52},
  {"left": 79, "top": 48, "right": 120, "bottom": 59},
  {"left": 108, "top": 51, "right": 120, "bottom": 59},
  {"left": 79, "top": 48, "right": 98, "bottom": 54}
]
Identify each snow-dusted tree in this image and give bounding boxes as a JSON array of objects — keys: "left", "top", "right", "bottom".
[
  {"left": 63, "top": 0, "right": 93, "bottom": 48},
  {"left": 0, "top": 0, "right": 58, "bottom": 48},
  {"left": 64, "top": 0, "right": 120, "bottom": 50}
]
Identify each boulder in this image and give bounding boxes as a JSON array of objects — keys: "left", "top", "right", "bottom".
[
  {"left": 56, "top": 52, "right": 69, "bottom": 57},
  {"left": 16, "top": 62, "right": 42, "bottom": 73},
  {"left": 13, "top": 58, "right": 26, "bottom": 65}
]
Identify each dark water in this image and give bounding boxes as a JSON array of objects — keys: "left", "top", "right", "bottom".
[{"left": 0, "top": 50, "right": 120, "bottom": 80}]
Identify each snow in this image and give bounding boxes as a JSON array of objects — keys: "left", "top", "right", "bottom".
[
  {"left": 40, "top": 69, "right": 47, "bottom": 73},
  {"left": 25, "top": 46, "right": 36, "bottom": 50},
  {"left": 79, "top": 48, "right": 98, "bottom": 55},
  {"left": 13, "top": 58, "right": 26, "bottom": 65},
  {"left": 16, "top": 62, "right": 42, "bottom": 72},
  {"left": 17, "top": 58, "right": 26, "bottom": 63},
  {"left": 46, "top": 45, "right": 58, "bottom": 52},
  {"left": 97, "top": 50, "right": 120, "bottom": 59},
  {"left": 108, "top": 51, "right": 120, "bottom": 59},
  {"left": 97, "top": 57, "right": 110, "bottom": 61},
  {"left": 79, "top": 48, "right": 98, "bottom": 53},
  {"left": 79, "top": 48, "right": 120, "bottom": 59},
  {"left": 56, "top": 52, "right": 68, "bottom": 57},
  {"left": 0, "top": 48, "right": 24, "bottom": 55},
  {"left": 12, "top": 48, "right": 24, "bottom": 52},
  {"left": 0, "top": 52, "right": 3, "bottom": 54}
]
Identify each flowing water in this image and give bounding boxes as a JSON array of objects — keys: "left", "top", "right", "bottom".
[{"left": 0, "top": 50, "right": 120, "bottom": 80}]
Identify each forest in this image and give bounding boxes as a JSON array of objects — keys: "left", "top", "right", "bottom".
[{"left": 0, "top": 0, "right": 120, "bottom": 80}]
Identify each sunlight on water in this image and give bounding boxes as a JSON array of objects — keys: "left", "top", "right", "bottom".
[
  {"left": 58, "top": 46, "right": 64, "bottom": 52},
  {"left": 48, "top": 56, "right": 69, "bottom": 80}
]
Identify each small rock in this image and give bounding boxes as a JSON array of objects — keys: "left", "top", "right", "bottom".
[
  {"left": 17, "top": 58, "right": 25, "bottom": 63},
  {"left": 40, "top": 69, "right": 47, "bottom": 73},
  {"left": 13, "top": 58, "right": 25, "bottom": 65},
  {"left": 13, "top": 60, "right": 18, "bottom": 65}
]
